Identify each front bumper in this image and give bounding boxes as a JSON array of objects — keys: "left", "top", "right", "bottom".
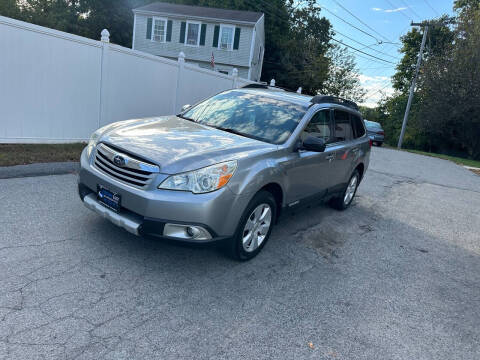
[{"left": 78, "top": 148, "right": 248, "bottom": 241}]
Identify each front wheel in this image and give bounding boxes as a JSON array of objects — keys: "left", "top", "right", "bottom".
[
  {"left": 330, "top": 170, "right": 360, "bottom": 211},
  {"left": 226, "top": 191, "right": 276, "bottom": 261}
]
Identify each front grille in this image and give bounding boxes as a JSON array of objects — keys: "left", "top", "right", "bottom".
[{"left": 94, "top": 144, "right": 159, "bottom": 188}]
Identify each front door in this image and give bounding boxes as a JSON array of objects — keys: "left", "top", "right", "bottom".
[{"left": 283, "top": 109, "right": 337, "bottom": 205}]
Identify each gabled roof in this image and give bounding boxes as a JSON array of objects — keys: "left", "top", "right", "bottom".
[{"left": 133, "top": 2, "right": 263, "bottom": 24}]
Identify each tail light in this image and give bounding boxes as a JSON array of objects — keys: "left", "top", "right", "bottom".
[
  {"left": 369, "top": 139, "right": 373, "bottom": 147},
  {"left": 378, "top": 131, "right": 385, "bottom": 136}
]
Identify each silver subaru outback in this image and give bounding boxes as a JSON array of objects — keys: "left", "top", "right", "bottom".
[{"left": 78, "top": 86, "right": 370, "bottom": 260}]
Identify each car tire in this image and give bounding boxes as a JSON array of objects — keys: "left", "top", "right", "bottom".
[
  {"left": 330, "top": 169, "right": 360, "bottom": 211},
  {"left": 376, "top": 142, "right": 383, "bottom": 147},
  {"left": 226, "top": 191, "right": 276, "bottom": 261}
]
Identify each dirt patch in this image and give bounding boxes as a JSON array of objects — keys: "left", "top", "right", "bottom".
[
  {"left": 468, "top": 168, "right": 480, "bottom": 176},
  {"left": 0, "top": 143, "right": 85, "bottom": 166}
]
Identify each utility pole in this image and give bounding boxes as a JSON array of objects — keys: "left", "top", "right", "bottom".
[{"left": 397, "top": 22, "right": 429, "bottom": 149}]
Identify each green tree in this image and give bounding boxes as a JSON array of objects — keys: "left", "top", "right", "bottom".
[
  {"left": 323, "top": 45, "right": 365, "bottom": 102},
  {"left": 0, "top": 0, "right": 22, "bottom": 19},
  {"left": 418, "top": 4, "right": 480, "bottom": 158},
  {"left": 392, "top": 18, "right": 454, "bottom": 93}
]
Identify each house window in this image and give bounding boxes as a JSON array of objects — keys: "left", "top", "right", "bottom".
[
  {"left": 219, "top": 25, "right": 234, "bottom": 50},
  {"left": 152, "top": 18, "right": 167, "bottom": 42},
  {"left": 186, "top": 22, "right": 200, "bottom": 46}
]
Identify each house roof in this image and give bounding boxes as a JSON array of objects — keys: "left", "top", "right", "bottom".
[{"left": 133, "top": 2, "right": 263, "bottom": 24}]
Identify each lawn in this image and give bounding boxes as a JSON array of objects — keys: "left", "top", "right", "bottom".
[{"left": 0, "top": 143, "right": 86, "bottom": 167}]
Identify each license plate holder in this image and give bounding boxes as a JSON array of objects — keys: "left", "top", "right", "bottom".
[{"left": 97, "top": 185, "right": 121, "bottom": 212}]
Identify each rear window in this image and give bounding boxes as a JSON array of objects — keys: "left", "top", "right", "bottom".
[
  {"left": 351, "top": 115, "right": 366, "bottom": 138},
  {"left": 365, "top": 120, "right": 382, "bottom": 128},
  {"left": 334, "top": 110, "right": 354, "bottom": 142},
  {"left": 183, "top": 90, "right": 307, "bottom": 144}
]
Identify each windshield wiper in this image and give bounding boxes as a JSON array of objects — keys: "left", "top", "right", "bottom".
[
  {"left": 211, "top": 126, "right": 261, "bottom": 141},
  {"left": 177, "top": 114, "right": 196, "bottom": 122}
]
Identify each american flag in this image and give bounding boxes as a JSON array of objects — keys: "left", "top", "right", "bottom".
[{"left": 210, "top": 52, "right": 215, "bottom": 69}]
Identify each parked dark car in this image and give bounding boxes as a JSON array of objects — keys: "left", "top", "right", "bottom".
[{"left": 364, "top": 120, "right": 384, "bottom": 146}]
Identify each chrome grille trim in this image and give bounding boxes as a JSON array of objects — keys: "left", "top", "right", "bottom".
[
  {"left": 97, "top": 143, "right": 159, "bottom": 173},
  {"left": 93, "top": 143, "right": 159, "bottom": 188}
]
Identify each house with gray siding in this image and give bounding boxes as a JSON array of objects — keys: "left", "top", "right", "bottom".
[{"left": 132, "top": 2, "right": 265, "bottom": 81}]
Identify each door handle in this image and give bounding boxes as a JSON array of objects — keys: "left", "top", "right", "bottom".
[{"left": 325, "top": 154, "right": 335, "bottom": 162}]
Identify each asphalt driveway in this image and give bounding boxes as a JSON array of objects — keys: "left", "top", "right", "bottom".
[{"left": 1, "top": 147, "right": 479, "bottom": 359}]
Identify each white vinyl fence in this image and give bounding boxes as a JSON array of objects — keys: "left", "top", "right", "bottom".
[{"left": 0, "top": 16, "right": 255, "bottom": 143}]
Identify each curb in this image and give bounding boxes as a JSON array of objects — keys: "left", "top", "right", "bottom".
[{"left": 0, "top": 162, "right": 80, "bottom": 179}]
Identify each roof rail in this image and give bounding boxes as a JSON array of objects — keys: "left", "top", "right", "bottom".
[
  {"left": 310, "top": 95, "right": 359, "bottom": 111},
  {"left": 241, "top": 83, "right": 269, "bottom": 89}
]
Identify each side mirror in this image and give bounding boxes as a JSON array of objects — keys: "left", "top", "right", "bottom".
[
  {"left": 181, "top": 104, "right": 191, "bottom": 112},
  {"left": 301, "top": 136, "right": 326, "bottom": 152}
]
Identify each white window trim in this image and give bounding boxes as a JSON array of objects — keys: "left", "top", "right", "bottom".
[
  {"left": 184, "top": 21, "right": 201, "bottom": 47},
  {"left": 151, "top": 17, "right": 168, "bottom": 43},
  {"left": 218, "top": 24, "right": 235, "bottom": 51}
]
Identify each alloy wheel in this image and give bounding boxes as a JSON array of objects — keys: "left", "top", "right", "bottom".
[
  {"left": 344, "top": 174, "right": 358, "bottom": 205},
  {"left": 242, "top": 203, "right": 272, "bottom": 252}
]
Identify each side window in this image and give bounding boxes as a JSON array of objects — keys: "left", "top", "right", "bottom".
[
  {"left": 351, "top": 115, "right": 366, "bottom": 138},
  {"left": 301, "top": 110, "right": 332, "bottom": 143},
  {"left": 334, "top": 110, "right": 354, "bottom": 142}
]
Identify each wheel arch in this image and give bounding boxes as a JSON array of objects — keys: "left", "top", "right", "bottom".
[
  {"left": 258, "top": 182, "right": 284, "bottom": 221},
  {"left": 355, "top": 162, "right": 365, "bottom": 182}
]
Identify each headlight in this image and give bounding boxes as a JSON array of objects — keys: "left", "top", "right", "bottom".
[
  {"left": 158, "top": 160, "right": 237, "bottom": 194},
  {"left": 86, "top": 126, "right": 108, "bottom": 158}
]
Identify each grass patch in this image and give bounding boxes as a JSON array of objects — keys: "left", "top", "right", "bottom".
[
  {"left": 404, "top": 149, "right": 480, "bottom": 168},
  {"left": 0, "top": 143, "right": 86, "bottom": 167}
]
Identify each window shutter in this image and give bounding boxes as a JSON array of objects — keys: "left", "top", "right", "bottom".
[
  {"left": 213, "top": 25, "right": 220, "bottom": 47},
  {"left": 166, "top": 20, "right": 172, "bottom": 42},
  {"left": 233, "top": 28, "right": 241, "bottom": 50},
  {"left": 179, "top": 21, "right": 186, "bottom": 43},
  {"left": 200, "top": 24, "right": 207, "bottom": 46},
  {"left": 146, "top": 17, "right": 152, "bottom": 39}
]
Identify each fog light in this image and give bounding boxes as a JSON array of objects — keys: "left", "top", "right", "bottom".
[
  {"left": 163, "top": 223, "right": 212, "bottom": 241},
  {"left": 186, "top": 226, "right": 197, "bottom": 237}
]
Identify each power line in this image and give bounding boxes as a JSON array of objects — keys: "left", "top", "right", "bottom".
[
  {"left": 398, "top": 0, "right": 422, "bottom": 20},
  {"left": 245, "top": 0, "right": 396, "bottom": 64},
  {"left": 423, "top": 0, "right": 440, "bottom": 16},
  {"left": 384, "top": 0, "right": 412, "bottom": 21},
  {"left": 330, "top": 0, "right": 392, "bottom": 42},
  {"left": 363, "top": 82, "right": 393, "bottom": 100},
  {"left": 330, "top": 38, "right": 396, "bottom": 64},
  {"left": 334, "top": 29, "right": 401, "bottom": 60},
  {"left": 319, "top": 6, "right": 381, "bottom": 43}
]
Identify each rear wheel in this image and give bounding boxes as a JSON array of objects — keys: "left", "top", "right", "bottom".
[
  {"left": 226, "top": 191, "right": 276, "bottom": 261},
  {"left": 330, "top": 170, "right": 360, "bottom": 211},
  {"left": 376, "top": 141, "right": 383, "bottom": 147}
]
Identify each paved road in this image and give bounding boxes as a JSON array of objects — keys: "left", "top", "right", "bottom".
[{"left": 1, "top": 148, "right": 479, "bottom": 360}]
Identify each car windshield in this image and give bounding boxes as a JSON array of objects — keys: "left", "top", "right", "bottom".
[
  {"left": 364, "top": 120, "right": 382, "bottom": 129},
  {"left": 182, "top": 90, "right": 307, "bottom": 144}
]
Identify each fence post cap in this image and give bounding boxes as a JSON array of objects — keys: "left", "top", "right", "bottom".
[
  {"left": 178, "top": 52, "right": 186, "bottom": 63},
  {"left": 270, "top": 79, "right": 276, "bottom": 86},
  {"left": 100, "top": 29, "right": 110, "bottom": 42}
]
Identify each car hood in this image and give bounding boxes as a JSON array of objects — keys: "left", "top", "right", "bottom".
[{"left": 98, "top": 116, "right": 275, "bottom": 174}]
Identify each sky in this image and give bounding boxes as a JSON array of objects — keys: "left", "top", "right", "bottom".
[{"left": 317, "top": 0, "right": 456, "bottom": 107}]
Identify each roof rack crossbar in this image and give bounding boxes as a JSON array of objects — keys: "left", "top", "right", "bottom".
[{"left": 310, "top": 95, "right": 359, "bottom": 110}]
